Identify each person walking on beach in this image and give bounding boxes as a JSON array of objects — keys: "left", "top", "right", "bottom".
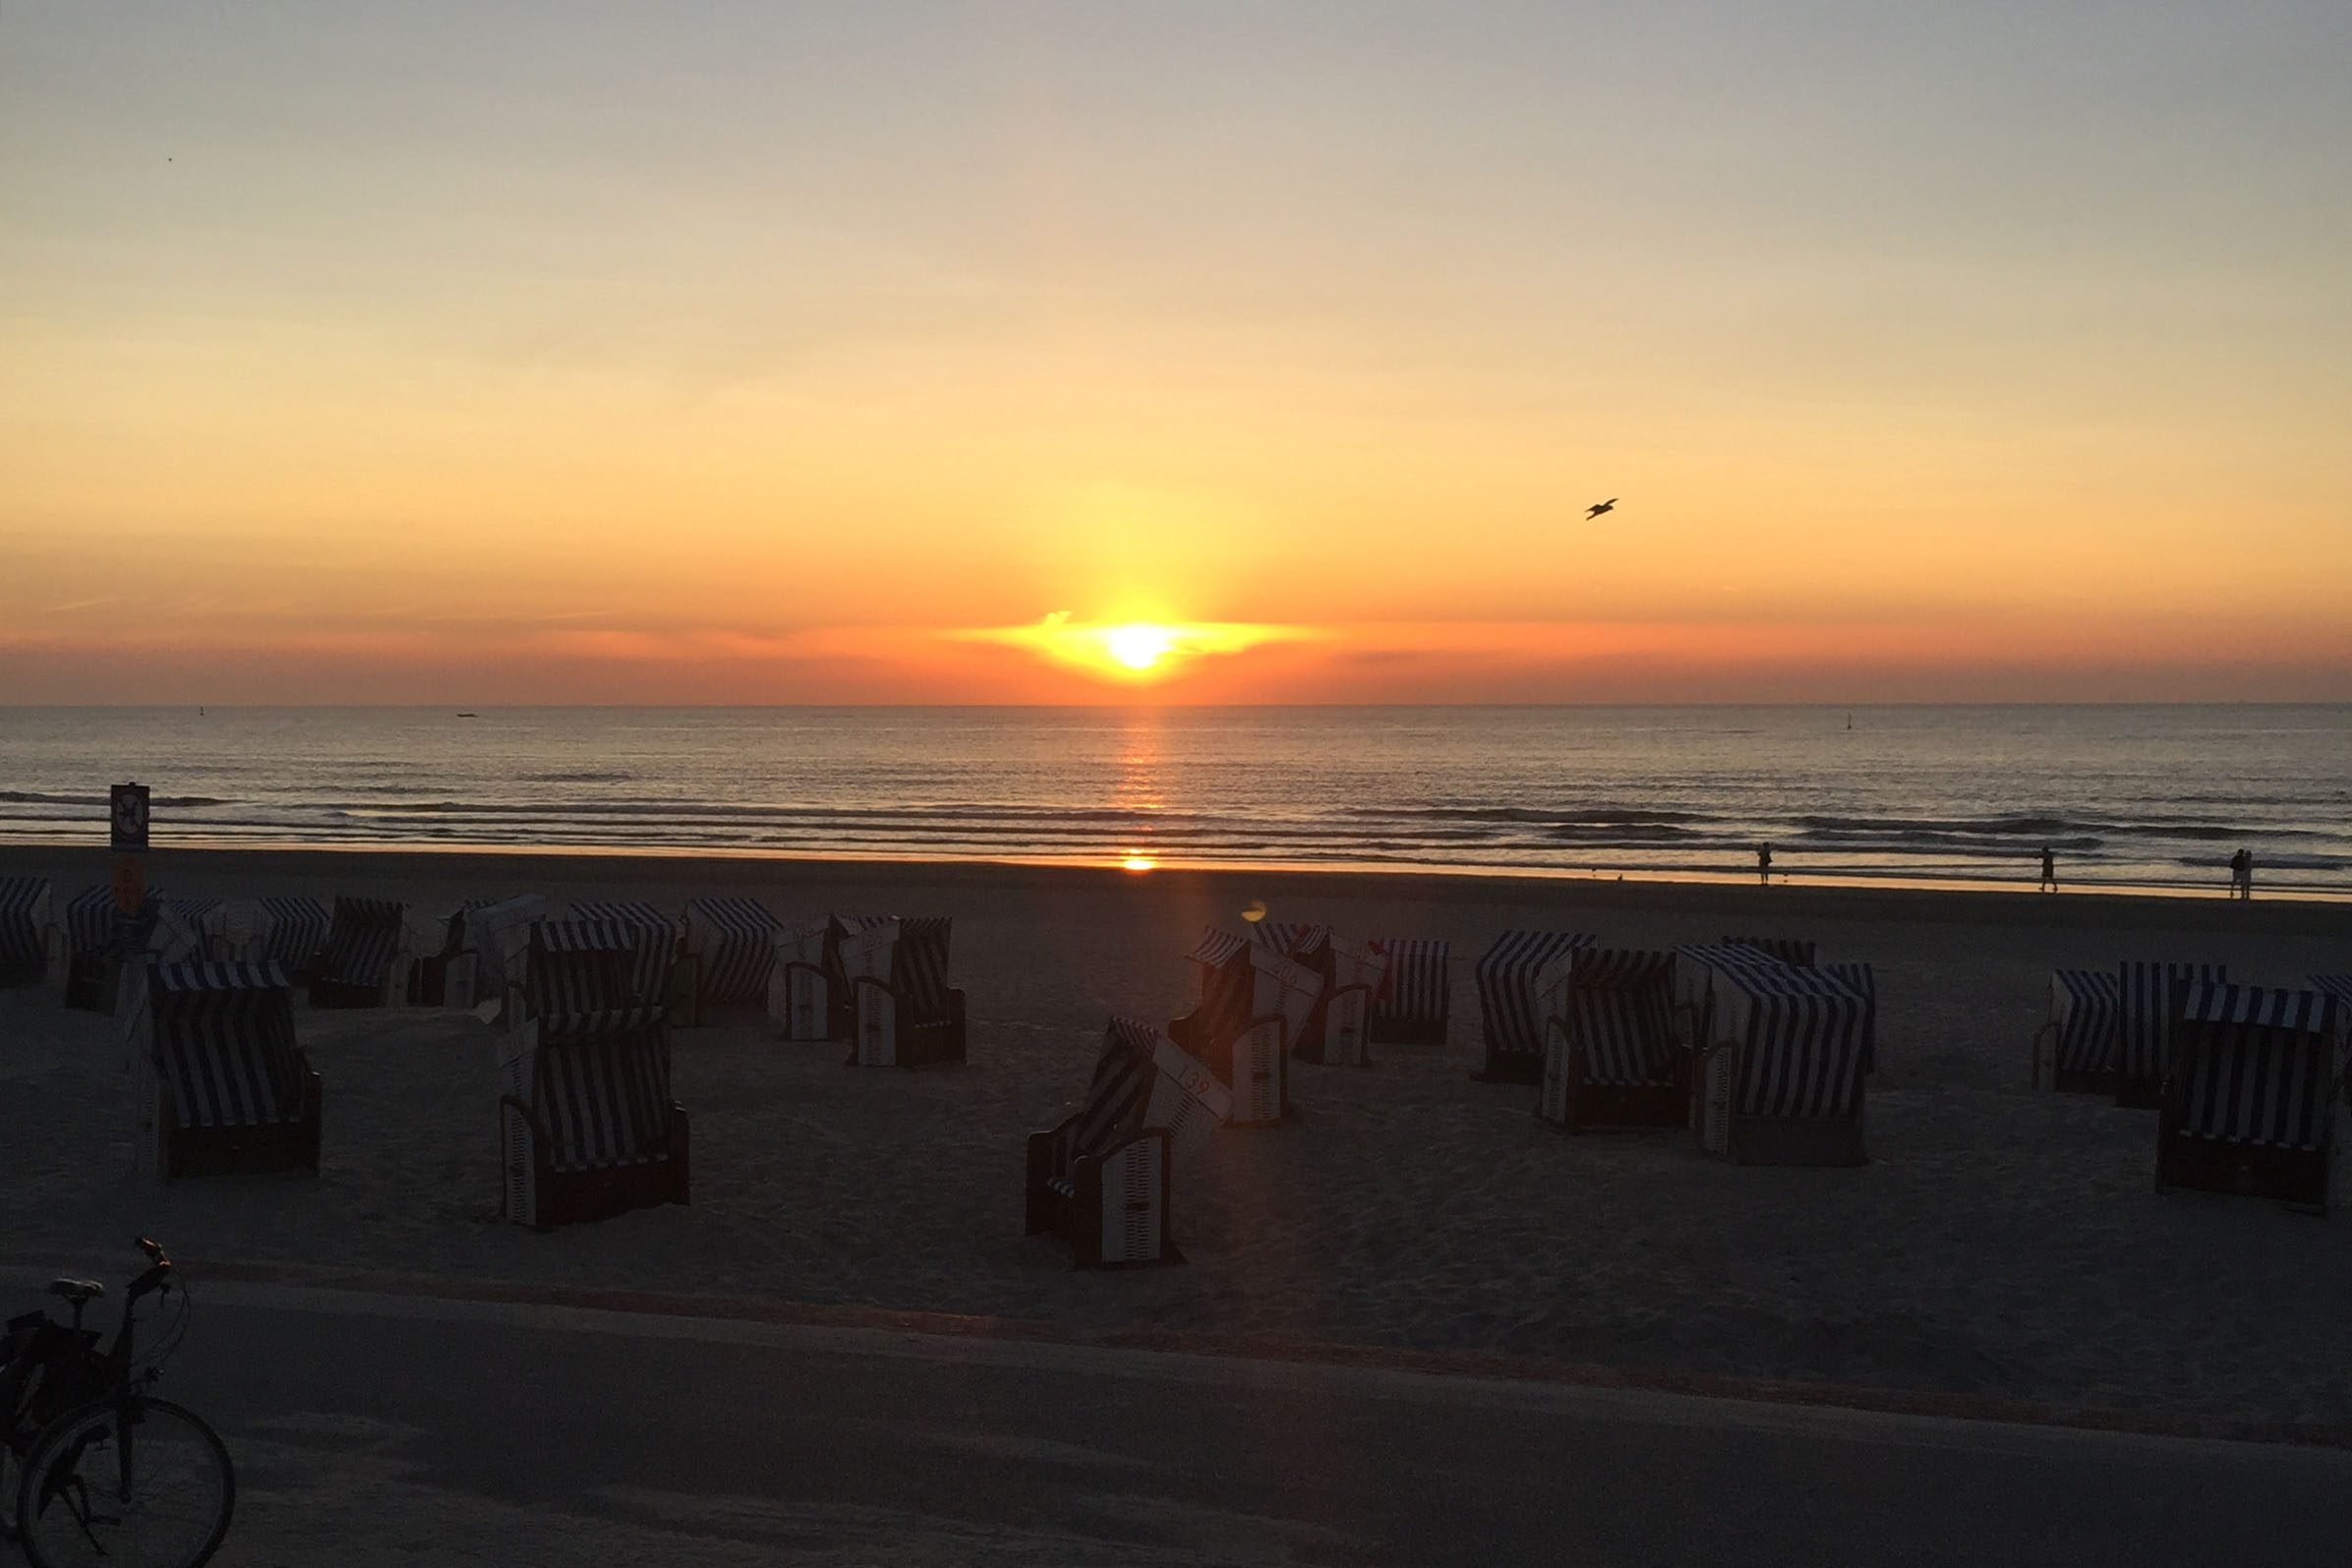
[
  {"left": 1757, "top": 842, "right": 1773, "bottom": 885},
  {"left": 2038, "top": 844, "right": 2057, "bottom": 893}
]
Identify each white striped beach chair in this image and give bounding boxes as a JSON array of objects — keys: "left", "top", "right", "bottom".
[
  {"left": 565, "top": 900, "right": 680, "bottom": 1013},
  {"left": 1369, "top": 937, "right": 1450, "bottom": 1046},
  {"left": 1694, "top": 961, "right": 1871, "bottom": 1166},
  {"left": 511, "top": 918, "right": 641, "bottom": 1022},
  {"left": 155, "top": 896, "right": 226, "bottom": 963},
  {"left": 1723, "top": 935, "right": 1817, "bottom": 967},
  {"left": 768, "top": 915, "right": 842, "bottom": 1041},
  {"left": 135, "top": 959, "right": 321, "bottom": 1180},
  {"left": 1169, "top": 927, "right": 1321, "bottom": 1125},
  {"left": 681, "top": 896, "right": 780, "bottom": 1016},
  {"left": 1474, "top": 930, "right": 1597, "bottom": 1082},
  {"left": 309, "top": 896, "right": 407, "bottom": 1009},
  {"left": 840, "top": 915, "right": 966, "bottom": 1069},
  {"left": 1026, "top": 1016, "right": 1232, "bottom": 1267},
  {"left": 1823, "top": 960, "right": 1877, "bottom": 1075},
  {"left": 499, "top": 1006, "right": 689, "bottom": 1229},
  {"left": 61, "top": 887, "right": 119, "bottom": 1010},
  {"left": 254, "top": 896, "right": 330, "bottom": 978},
  {"left": 437, "top": 893, "right": 546, "bottom": 1009},
  {"left": 2158, "top": 983, "right": 2341, "bottom": 1212},
  {"left": 1539, "top": 949, "right": 1685, "bottom": 1131},
  {"left": 1249, "top": 924, "right": 1388, "bottom": 1068},
  {"left": 0, "top": 876, "right": 61, "bottom": 988},
  {"left": 2115, "top": 960, "right": 2226, "bottom": 1108},
  {"left": 2034, "top": 969, "right": 2122, "bottom": 1092}
]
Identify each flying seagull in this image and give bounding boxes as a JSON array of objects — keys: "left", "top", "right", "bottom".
[{"left": 1585, "top": 496, "right": 1617, "bottom": 520}]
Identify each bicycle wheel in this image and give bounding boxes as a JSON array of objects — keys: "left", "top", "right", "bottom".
[{"left": 17, "top": 1397, "right": 235, "bottom": 1568}]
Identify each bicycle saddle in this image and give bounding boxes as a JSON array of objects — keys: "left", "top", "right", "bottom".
[{"left": 47, "top": 1279, "right": 103, "bottom": 1305}]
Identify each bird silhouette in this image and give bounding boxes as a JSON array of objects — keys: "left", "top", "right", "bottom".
[{"left": 1585, "top": 497, "right": 1617, "bottom": 520}]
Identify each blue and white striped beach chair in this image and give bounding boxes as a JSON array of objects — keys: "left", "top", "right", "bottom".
[
  {"left": 499, "top": 1006, "right": 689, "bottom": 1228},
  {"left": 841, "top": 915, "right": 967, "bottom": 1069},
  {"left": 309, "top": 896, "right": 407, "bottom": 1009},
  {"left": 2035, "top": 968, "right": 2122, "bottom": 1092},
  {"left": 1026, "top": 1016, "right": 1231, "bottom": 1267},
  {"left": 254, "top": 896, "right": 330, "bottom": 977},
  {"left": 566, "top": 900, "right": 680, "bottom": 1014},
  {"left": 2115, "top": 960, "right": 2226, "bottom": 1108},
  {"left": 1723, "top": 935, "right": 1816, "bottom": 967},
  {"left": 1474, "top": 930, "right": 1597, "bottom": 1082},
  {"left": 1694, "top": 961, "right": 1871, "bottom": 1166},
  {"left": 512, "top": 918, "right": 641, "bottom": 1022},
  {"left": 2159, "top": 983, "right": 2340, "bottom": 1211},
  {"left": 1170, "top": 927, "right": 1321, "bottom": 1125},
  {"left": 681, "top": 896, "right": 780, "bottom": 1015},
  {"left": 0, "top": 876, "right": 59, "bottom": 988},
  {"left": 1369, "top": 937, "right": 1450, "bottom": 1046},
  {"left": 1539, "top": 949, "right": 1685, "bottom": 1131},
  {"left": 62, "top": 886, "right": 119, "bottom": 1010},
  {"left": 135, "top": 959, "right": 322, "bottom": 1180}
]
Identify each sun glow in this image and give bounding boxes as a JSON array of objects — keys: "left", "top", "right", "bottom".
[{"left": 957, "top": 612, "right": 1309, "bottom": 682}]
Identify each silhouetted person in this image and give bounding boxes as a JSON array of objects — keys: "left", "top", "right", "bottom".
[
  {"left": 2039, "top": 845, "right": 2057, "bottom": 892},
  {"left": 2229, "top": 847, "right": 2254, "bottom": 900},
  {"left": 1757, "top": 842, "right": 1773, "bottom": 885}
]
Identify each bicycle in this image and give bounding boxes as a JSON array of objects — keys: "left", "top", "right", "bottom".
[{"left": 0, "top": 1239, "right": 235, "bottom": 1568}]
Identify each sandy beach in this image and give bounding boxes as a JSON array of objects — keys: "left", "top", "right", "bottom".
[{"left": 5, "top": 845, "right": 2349, "bottom": 1430}]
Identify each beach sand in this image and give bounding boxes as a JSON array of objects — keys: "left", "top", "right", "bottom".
[{"left": 5, "top": 846, "right": 2350, "bottom": 1429}]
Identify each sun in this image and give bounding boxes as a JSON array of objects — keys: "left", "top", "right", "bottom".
[{"left": 1103, "top": 623, "right": 1178, "bottom": 671}]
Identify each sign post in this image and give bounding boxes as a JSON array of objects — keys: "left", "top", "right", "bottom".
[{"left": 109, "top": 782, "right": 150, "bottom": 944}]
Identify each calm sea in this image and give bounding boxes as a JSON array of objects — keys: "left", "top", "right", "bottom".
[{"left": 1, "top": 706, "right": 2346, "bottom": 894}]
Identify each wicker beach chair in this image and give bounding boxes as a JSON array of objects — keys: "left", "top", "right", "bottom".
[
  {"left": 155, "top": 896, "right": 227, "bottom": 964},
  {"left": 762, "top": 913, "right": 882, "bottom": 1041},
  {"left": 1723, "top": 936, "right": 1817, "bottom": 967},
  {"left": 566, "top": 900, "right": 681, "bottom": 1016},
  {"left": 2115, "top": 960, "right": 2227, "bottom": 1109},
  {"left": 1369, "top": 937, "right": 1450, "bottom": 1046},
  {"left": 0, "top": 876, "right": 61, "bottom": 988},
  {"left": 61, "top": 887, "right": 119, "bottom": 1010},
  {"left": 2034, "top": 969, "right": 2122, "bottom": 1092},
  {"left": 1473, "top": 930, "right": 1597, "bottom": 1082},
  {"left": 1026, "top": 1016, "right": 1232, "bottom": 1268},
  {"left": 681, "top": 896, "right": 780, "bottom": 1016},
  {"left": 510, "top": 918, "right": 641, "bottom": 1022},
  {"left": 1169, "top": 927, "right": 1322, "bottom": 1125},
  {"left": 429, "top": 894, "right": 545, "bottom": 1010},
  {"left": 1693, "top": 961, "right": 1871, "bottom": 1166},
  {"left": 134, "top": 960, "right": 322, "bottom": 1180},
  {"left": 499, "top": 1006, "right": 689, "bottom": 1229},
  {"left": 253, "top": 896, "right": 330, "bottom": 979},
  {"left": 2158, "top": 983, "right": 2341, "bottom": 1212},
  {"left": 1250, "top": 924, "right": 1388, "bottom": 1068},
  {"left": 1539, "top": 949, "right": 1685, "bottom": 1131},
  {"left": 1823, "top": 959, "right": 1878, "bottom": 1074},
  {"left": 308, "top": 896, "right": 407, "bottom": 1009},
  {"left": 839, "top": 915, "right": 967, "bottom": 1069}
]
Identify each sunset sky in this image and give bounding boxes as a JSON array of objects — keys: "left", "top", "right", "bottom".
[{"left": 4, "top": 2, "right": 2347, "bottom": 703}]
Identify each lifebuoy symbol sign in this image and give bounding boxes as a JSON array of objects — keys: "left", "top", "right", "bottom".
[{"left": 110, "top": 783, "right": 150, "bottom": 853}]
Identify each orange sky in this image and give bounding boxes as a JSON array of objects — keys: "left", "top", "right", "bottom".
[{"left": 4, "top": 5, "right": 2348, "bottom": 704}]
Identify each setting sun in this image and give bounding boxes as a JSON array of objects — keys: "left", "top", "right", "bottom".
[{"left": 1104, "top": 624, "right": 1177, "bottom": 671}]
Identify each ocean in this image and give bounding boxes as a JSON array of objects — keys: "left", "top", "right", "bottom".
[{"left": 1, "top": 706, "right": 2346, "bottom": 894}]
